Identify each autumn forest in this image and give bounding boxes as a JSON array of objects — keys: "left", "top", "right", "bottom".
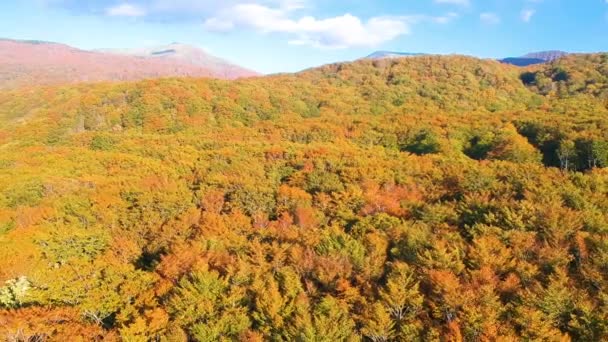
[{"left": 1, "top": 53, "right": 608, "bottom": 341}]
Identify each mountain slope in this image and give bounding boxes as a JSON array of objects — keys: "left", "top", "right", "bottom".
[
  {"left": 520, "top": 53, "right": 608, "bottom": 97},
  {"left": 0, "top": 55, "right": 540, "bottom": 134},
  {"left": 0, "top": 39, "right": 256, "bottom": 89}
]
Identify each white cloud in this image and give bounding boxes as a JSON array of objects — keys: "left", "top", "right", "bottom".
[
  {"left": 521, "top": 9, "right": 535, "bottom": 22},
  {"left": 480, "top": 12, "right": 500, "bottom": 24},
  {"left": 434, "top": 0, "right": 470, "bottom": 6},
  {"left": 150, "top": 0, "right": 306, "bottom": 13},
  {"left": 202, "top": 17, "right": 235, "bottom": 32},
  {"left": 203, "top": 3, "right": 414, "bottom": 48},
  {"left": 106, "top": 3, "right": 146, "bottom": 17},
  {"left": 432, "top": 12, "right": 459, "bottom": 24},
  {"left": 98, "top": 1, "right": 457, "bottom": 48}
]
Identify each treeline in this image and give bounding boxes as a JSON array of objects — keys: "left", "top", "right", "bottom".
[{"left": 0, "top": 54, "right": 607, "bottom": 341}]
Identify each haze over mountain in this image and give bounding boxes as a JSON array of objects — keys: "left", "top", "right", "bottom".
[
  {"left": 500, "top": 51, "right": 570, "bottom": 67},
  {"left": 522, "top": 51, "right": 569, "bottom": 62},
  {"left": 0, "top": 39, "right": 257, "bottom": 89},
  {"left": 98, "top": 43, "right": 258, "bottom": 80},
  {"left": 365, "top": 51, "right": 426, "bottom": 59},
  {"left": 364, "top": 50, "right": 572, "bottom": 67}
]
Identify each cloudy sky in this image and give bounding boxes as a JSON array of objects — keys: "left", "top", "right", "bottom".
[{"left": 1, "top": 0, "right": 607, "bottom": 73}]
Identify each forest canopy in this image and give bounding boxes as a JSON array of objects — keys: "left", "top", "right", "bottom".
[{"left": 0, "top": 54, "right": 607, "bottom": 341}]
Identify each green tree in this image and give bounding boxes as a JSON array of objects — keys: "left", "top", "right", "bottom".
[
  {"left": 168, "top": 269, "right": 250, "bottom": 341},
  {"left": 0, "top": 277, "right": 31, "bottom": 308},
  {"left": 401, "top": 129, "right": 441, "bottom": 155}
]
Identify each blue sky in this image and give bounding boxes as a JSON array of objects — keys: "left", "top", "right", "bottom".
[{"left": 0, "top": 0, "right": 606, "bottom": 74}]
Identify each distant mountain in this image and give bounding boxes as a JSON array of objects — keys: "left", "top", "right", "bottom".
[
  {"left": 364, "top": 50, "right": 568, "bottom": 66},
  {"left": 522, "top": 51, "right": 569, "bottom": 62},
  {"left": 365, "top": 51, "right": 426, "bottom": 59},
  {"left": 98, "top": 43, "right": 258, "bottom": 79},
  {"left": 500, "top": 57, "right": 546, "bottom": 67},
  {"left": 0, "top": 39, "right": 257, "bottom": 89},
  {"left": 501, "top": 51, "right": 569, "bottom": 67}
]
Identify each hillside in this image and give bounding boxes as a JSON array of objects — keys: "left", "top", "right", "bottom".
[
  {"left": 0, "top": 39, "right": 256, "bottom": 89},
  {"left": 0, "top": 54, "right": 607, "bottom": 341},
  {"left": 520, "top": 53, "right": 608, "bottom": 98}
]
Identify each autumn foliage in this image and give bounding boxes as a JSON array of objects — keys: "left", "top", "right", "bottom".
[{"left": 0, "top": 54, "right": 607, "bottom": 340}]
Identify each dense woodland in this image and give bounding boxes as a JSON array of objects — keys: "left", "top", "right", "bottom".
[{"left": 0, "top": 54, "right": 607, "bottom": 341}]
